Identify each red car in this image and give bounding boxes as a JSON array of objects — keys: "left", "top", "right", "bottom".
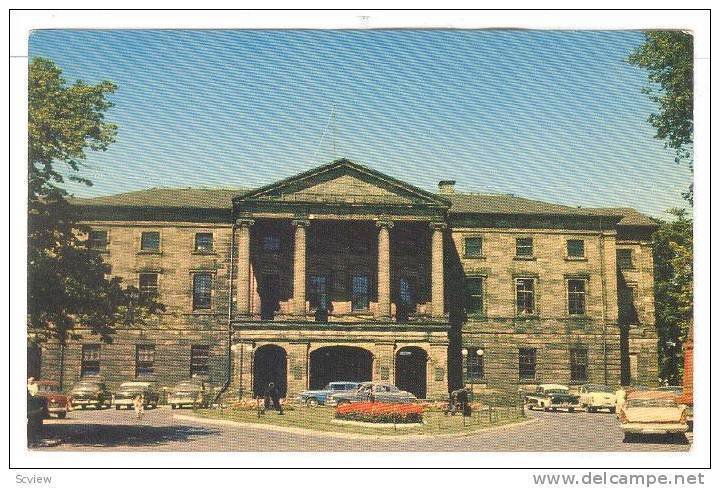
[{"left": 35, "top": 380, "right": 69, "bottom": 418}]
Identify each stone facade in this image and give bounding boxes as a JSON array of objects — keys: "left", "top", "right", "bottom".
[{"left": 36, "top": 160, "right": 659, "bottom": 400}]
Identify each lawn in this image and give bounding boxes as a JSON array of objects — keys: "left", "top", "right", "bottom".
[{"left": 184, "top": 404, "right": 527, "bottom": 437}]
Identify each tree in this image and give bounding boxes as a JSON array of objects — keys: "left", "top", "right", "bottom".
[
  {"left": 27, "top": 57, "right": 163, "bottom": 346},
  {"left": 628, "top": 31, "right": 694, "bottom": 203},
  {"left": 653, "top": 209, "right": 693, "bottom": 385}
]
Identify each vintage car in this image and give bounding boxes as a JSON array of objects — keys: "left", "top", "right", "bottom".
[
  {"left": 578, "top": 383, "right": 617, "bottom": 413},
  {"left": 114, "top": 381, "right": 160, "bottom": 409},
  {"left": 618, "top": 390, "right": 688, "bottom": 440},
  {"left": 35, "top": 380, "right": 70, "bottom": 418},
  {"left": 325, "top": 382, "right": 416, "bottom": 406},
  {"left": 524, "top": 384, "right": 580, "bottom": 412},
  {"left": 168, "top": 379, "right": 210, "bottom": 409},
  {"left": 614, "top": 384, "right": 651, "bottom": 417},
  {"left": 296, "top": 381, "right": 361, "bottom": 407},
  {"left": 68, "top": 377, "right": 113, "bottom": 409}
]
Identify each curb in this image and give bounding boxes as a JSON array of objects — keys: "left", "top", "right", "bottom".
[{"left": 173, "top": 413, "right": 538, "bottom": 441}]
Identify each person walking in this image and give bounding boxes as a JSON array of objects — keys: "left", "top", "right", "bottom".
[
  {"left": 133, "top": 394, "right": 145, "bottom": 419},
  {"left": 270, "top": 382, "right": 284, "bottom": 415}
]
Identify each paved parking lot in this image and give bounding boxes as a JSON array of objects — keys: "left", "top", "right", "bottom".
[{"left": 36, "top": 406, "right": 692, "bottom": 452}]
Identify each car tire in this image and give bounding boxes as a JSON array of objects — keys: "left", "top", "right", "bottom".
[
  {"left": 171, "top": 404, "right": 176, "bottom": 409},
  {"left": 568, "top": 408, "right": 575, "bottom": 413},
  {"left": 305, "top": 398, "right": 319, "bottom": 408},
  {"left": 609, "top": 407, "right": 616, "bottom": 414},
  {"left": 588, "top": 406, "right": 595, "bottom": 413},
  {"left": 56, "top": 411, "right": 67, "bottom": 419},
  {"left": 116, "top": 405, "right": 121, "bottom": 410}
]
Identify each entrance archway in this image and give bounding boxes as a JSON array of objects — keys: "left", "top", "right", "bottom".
[
  {"left": 309, "top": 346, "right": 373, "bottom": 390},
  {"left": 253, "top": 345, "right": 287, "bottom": 398},
  {"left": 395, "top": 346, "right": 428, "bottom": 399}
]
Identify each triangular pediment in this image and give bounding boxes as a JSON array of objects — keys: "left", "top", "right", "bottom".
[{"left": 235, "top": 159, "right": 450, "bottom": 208}]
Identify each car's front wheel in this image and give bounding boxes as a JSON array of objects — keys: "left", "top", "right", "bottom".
[
  {"left": 56, "top": 411, "right": 66, "bottom": 419},
  {"left": 305, "top": 397, "right": 319, "bottom": 407}
]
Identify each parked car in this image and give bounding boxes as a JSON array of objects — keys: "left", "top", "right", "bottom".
[
  {"left": 615, "top": 384, "right": 651, "bottom": 417},
  {"left": 35, "top": 380, "right": 70, "bottom": 418},
  {"left": 168, "top": 379, "right": 210, "bottom": 409},
  {"left": 69, "top": 377, "right": 113, "bottom": 409},
  {"left": 114, "top": 381, "right": 160, "bottom": 409},
  {"left": 325, "top": 382, "right": 416, "bottom": 406},
  {"left": 524, "top": 384, "right": 580, "bottom": 412},
  {"left": 618, "top": 390, "right": 688, "bottom": 441},
  {"left": 296, "top": 382, "right": 361, "bottom": 407},
  {"left": 578, "top": 383, "right": 617, "bottom": 413}
]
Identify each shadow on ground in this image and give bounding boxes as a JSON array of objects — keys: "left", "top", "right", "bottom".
[
  {"left": 622, "top": 433, "right": 689, "bottom": 446},
  {"left": 36, "top": 423, "right": 220, "bottom": 448}
]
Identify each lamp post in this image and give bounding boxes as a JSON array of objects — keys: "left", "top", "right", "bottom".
[{"left": 462, "top": 347, "right": 484, "bottom": 401}]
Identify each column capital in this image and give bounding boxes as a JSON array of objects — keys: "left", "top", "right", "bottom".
[
  {"left": 376, "top": 219, "right": 394, "bottom": 230},
  {"left": 291, "top": 218, "right": 311, "bottom": 228},
  {"left": 235, "top": 218, "right": 255, "bottom": 228},
  {"left": 429, "top": 221, "right": 447, "bottom": 231}
]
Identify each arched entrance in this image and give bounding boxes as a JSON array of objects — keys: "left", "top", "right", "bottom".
[
  {"left": 395, "top": 346, "right": 428, "bottom": 399},
  {"left": 309, "top": 346, "right": 373, "bottom": 390},
  {"left": 253, "top": 345, "right": 287, "bottom": 398}
]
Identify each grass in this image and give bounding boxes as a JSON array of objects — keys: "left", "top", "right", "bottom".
[{"left": 184, "top": 404, "right": 527, "bottom": 437}]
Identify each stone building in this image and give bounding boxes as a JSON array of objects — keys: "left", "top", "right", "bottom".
[{"left": 36, "top": 159, "right": 659, "bottom": 400}]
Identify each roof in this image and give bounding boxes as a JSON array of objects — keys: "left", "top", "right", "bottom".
[
  {"left": 445, "top": 193, "right": 657, "bottom": 226},
  {"left": 69, "top": 188, "right": 655, "bottom": 227},
  {"left": 70, "top": 188, "right": 245, "bottom": 209}
]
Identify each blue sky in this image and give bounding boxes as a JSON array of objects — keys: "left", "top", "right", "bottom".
[{"left": 29, "top": 29, "right": 692, "bottom": 219}]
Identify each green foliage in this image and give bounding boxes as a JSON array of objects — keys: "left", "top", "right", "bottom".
[
  {"left": 653, "top": 209, "right": 693, "bottom": 385},
  {"left": 628, "top": 31, "right": 693, "bottom": 203},
  {"left": 27, "top": 57, "right": 163, "bottom": 345}
]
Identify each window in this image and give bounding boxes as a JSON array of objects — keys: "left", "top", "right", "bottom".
[
  {"left": 617, "top": 249, "right": 633, "bottom": 269},
  {"left": 466, "top": 347, "right": 485, "bottom": 381},
  {"left": 262, "top": 235, "right": 280, "bottom": 252},
  {"left": 81, "top": 344, "right": 101, "bottom": 377},
  {"left": 567, "top": 279, "right": 587, "bottom": 315},
  {"left": 567, "top": 239, "right": 585, "bottom": 258},
  {"left": 570, "top": 347, "right": 588, "bottom": 382},
  {"left": 349, "top": 237, "right": 369, "bottom": 254},
  {"left": 139, "top": 273, "right": 158, "bottom": 299},
  {"left": 464, "top": 237, "right": 483, "bottom": 257},
  {"left": 308, "top": 275, "right": 328, "bottom": 311},
  {"left": 141, "top": 231, "right": 160, "bottom": 251},
  {"left": 515, "top": 278, "right": 536, "bottom": 315},
  {"left": 619, "top": 286, "right": 639, "bottom": 324},
  {"left": 135, "top": 345, "right": 155, "bottom": 377},
  {"left": 192, "top": 273, "right": 212, "bottom": 310},
  {"left": 88, "top": 230, "right": 108, "bottom": 251},
  {"left": 516, "top": 237, "right": 533, "bottom": 257},
  {"left": 465, "top": 276, "right": 484, "bottom": 313},
  {"left": 351, "top": 275, "right": 369, "bottom": 311},
  {"left": 519, "top": 348, "right": 537, "bottom": 380},
  {"left": 194, "top": 233, "right": 213, "bottom": 252},
  {"left": 190, "top": 345, "right": 210, "bottom": 377},
  {"left": 398, "top": 278, "right": 414, "bottom": 308}
]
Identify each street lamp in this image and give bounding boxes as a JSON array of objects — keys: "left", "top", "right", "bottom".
[{"left": 462, "top": 347, "right": 484, "bottom": 401}]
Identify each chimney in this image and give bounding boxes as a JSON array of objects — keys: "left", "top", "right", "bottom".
[{"left": 438, "top": 180, "right": 456, "bottom": 194}]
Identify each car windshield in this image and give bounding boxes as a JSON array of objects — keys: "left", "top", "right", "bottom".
[
  {"left": 545, "top": 389, "right": 568, "bottom": 394},
  {"left": 586, "top": 385, "right": 614, "bottom": 393},
  {"left": 37, "top": 384, "right": 60, "bottom": 393},
  {"left": 119, "top": 383, "right": 149, "bottom": 391},
  {"left": 626, "top": 399, "right": 678, "bottom": 408}
]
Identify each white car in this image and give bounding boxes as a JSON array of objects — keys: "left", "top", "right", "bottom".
[
  {"left": 619, "top": 391, "right": 688, "bottom": 440},
  {"left": 578, "top": 384, "right": 617, "bottom": 413}
]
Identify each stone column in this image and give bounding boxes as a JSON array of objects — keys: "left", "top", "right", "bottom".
[
  {"left": 430, "top": 222, "right": 447, "bottom": 318},
  {"left": 292, "top": 219, "right": 310, "bottom": 317},
  {"left": 375, "top": 220, "right": 394, "bottom": 319},
  {"left": 236, "top": 219, "right": 254, "bottom": 316}
]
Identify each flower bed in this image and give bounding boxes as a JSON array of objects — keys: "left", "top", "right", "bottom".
[{"left": 335, "top": 402, "right": 424, "bottom": 424}]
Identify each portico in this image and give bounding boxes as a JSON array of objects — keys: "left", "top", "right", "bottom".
[{"left": 229, "top": 159, "right": 452, "bottom": 399}]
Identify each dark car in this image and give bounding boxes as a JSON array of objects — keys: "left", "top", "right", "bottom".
[
  {"left": 525, "top": 384, "right": 580, "bottom": 412},
  {"left": 296, "top": 382, "right": 361, "bottom": 407},
  {"left": 35, "top": 380, "right": 69, "bottom": 418},
  {"left": 114, "top": 381, "right": 160, "bottom": 409},
  {"left": 168, "top": 379, "right": 210, "bottom": 409},
  {"left": 69, "top": 377, "right": 113, "bottom": 409}
]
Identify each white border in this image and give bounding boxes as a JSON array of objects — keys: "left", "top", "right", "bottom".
[{"left": 6, "top": 7, "right": 711, "bottom": 478}]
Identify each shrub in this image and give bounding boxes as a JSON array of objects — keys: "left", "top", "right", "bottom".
[{"left": 335, "top": 402, "right": 424, "bottom": 424}]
